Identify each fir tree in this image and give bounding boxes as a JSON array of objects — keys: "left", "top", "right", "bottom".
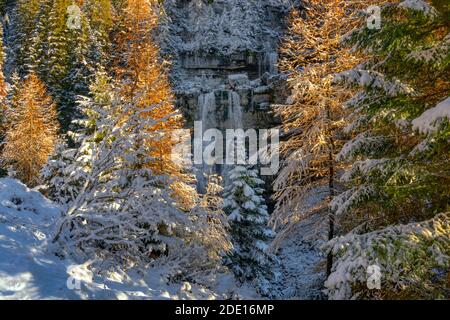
[
  {"left": 1, "top": 73, "right": 59, "bottom": 186},
  {"left": 26, "top": 0, "right": 107, "bottom": 131},
  {"left": 13, "top": 0, "right": 42, "bottom": 76},
  {"left": 0, "top": 23, "right": 8, "bottom": 176}
]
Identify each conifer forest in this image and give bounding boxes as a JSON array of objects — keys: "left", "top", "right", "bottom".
[{"left": 0, "top": 0, "right": 448, "bottom": 303}]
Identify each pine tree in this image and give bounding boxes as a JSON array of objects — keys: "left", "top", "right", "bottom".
[
  {"left": 13, "top": 0, "right": 42, "bottom": 76},
  {"left": 86, "top": 0, "right": 113, "bottom": 55},
  {"left": 223, "top": 166, "right": 278, "bottom": 296},
  {"left": 26, "top": 0, "right": 106, "bottom": 131},
  {"left": 0, "top": 23, "right": 8, "bottom": 174},
  {"left": 1, "top": 73, "right": 59, "bottom": 186}
]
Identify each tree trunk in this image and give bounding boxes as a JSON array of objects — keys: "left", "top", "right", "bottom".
[{"left": 326, "top": 124, "right": 335, "bottom": 278}]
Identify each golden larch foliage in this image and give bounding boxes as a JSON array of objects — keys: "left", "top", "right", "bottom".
[
  {"left": 272, "top": 0, "right": 382, "bottom": 244},
  {"left": 114, "top": 0, "right": 196, "bottom": 209},
  {"left": 1, "top": 74, "right": 59, "bottom": 186}
]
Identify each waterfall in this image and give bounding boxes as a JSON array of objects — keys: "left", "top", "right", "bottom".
[
  {"left": 196, "top": 91, "right": 217, "bottom": 193},
  {"left": 223, "top": 90, "right": 245, "bottom": 186},
  {"left": 267, "top": 52, "right": 278, "bottom": 75},
  {"left": 228, "top": 91, "right": 243, "bottom": 130},
  {"left": 258, "top": 51, "right": 279, "bottom": 77},
  {"left": 196, "top": 89, "right": 245, "bottom": 192},
  {"left": 200, "top": 91, "right": 217, "bottom": 129}
]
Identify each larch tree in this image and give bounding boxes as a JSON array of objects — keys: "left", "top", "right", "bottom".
[
  {"left": 271, "top": 0, "right": 376, "bottom": 276},
  {"left": 113, "top": 0, "right": 196, "bottom": 209},
  {"left": 1, "top": 73, "right": 59, "bottom": 186}
]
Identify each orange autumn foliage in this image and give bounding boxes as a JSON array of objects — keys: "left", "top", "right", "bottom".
[
  {"left": 1, "top": 74, "right": 59, "bottom": 186},
  {"left": 114, "top": 0, "right": 196, "bottom": 209},
  {"left": 272, "top": 0, "right": 382, "bottom": 244}
]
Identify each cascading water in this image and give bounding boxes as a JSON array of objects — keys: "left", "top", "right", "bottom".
[
  {"left": 222, "top": 90, "right": 245, "bottom": 187},
  {"left": 228, "top": 91, "right": 244, "bottom": 130},
  {"left": 196, "top": 89, "right": 245, "bottom": 193},
  {"left": 196, "top": 91, "right": 217, "bottom": 193},
  {"left": 258, "top": 51, "right": 279, "bottom": 78}
]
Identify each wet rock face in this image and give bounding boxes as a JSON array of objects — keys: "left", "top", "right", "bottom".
[
  {"left": 176, "top": 72, "right": 288, "bottom": 128},
  {"left": 161, "top": 0, "right": 292, "bottom": 129},
  {"left": 161, "top": 0, "right": 292, "bottom": 191}
]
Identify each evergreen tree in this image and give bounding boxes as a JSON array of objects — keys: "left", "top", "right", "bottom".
[
  {"left": 223, "top": 166, "right": 278, "bottom": 297},
  {"left": 324, "top": 0, "right": 450, "bottom": 299},
  {"left": 1, "top": 73, "right": 59, "bottom": 186},
  {"left": 0, "top": 23, "right": 8, "bottom": 175},
  {"left": 13, "top": 0, "right": 42, "bottom": 76},
  {"left": 85, "top": 0, "right": 113, "bottom": 58},
  {"left": 25, "top": 0, "right": 109, "bottom": 131}
]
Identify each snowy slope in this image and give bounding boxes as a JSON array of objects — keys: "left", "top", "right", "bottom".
[
  {"left": 0, "top": 178, "right": 77, "bottom": 299},
  {"left": 275, "top": 215, "right": 327, "bottom": 299},
  {"left": 0, "top": 178, "right": 256, "bottom": 300},
  {"left": 272, "top": 186, "right": 329, "bottom": 299}
]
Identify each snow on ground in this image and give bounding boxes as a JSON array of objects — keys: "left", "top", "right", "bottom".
[
  {"left": 0, "top": 177, "right": 328, "bottom": 300},
  {"left": 273, "top": 187, "right": 329, "bottom": 299},
  {"left": 0, "top": 178, "right": 255, "bottom": 300},
  {"left": 275, "top": 215, "right": 327, "bottom": 299}
]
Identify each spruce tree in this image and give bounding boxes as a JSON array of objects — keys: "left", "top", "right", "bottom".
[
  {"left": 324, "top": 0, "right": 450, "bottom": 299},
  {"left": 0, "top": 23, "right": 8, "bottom": 176},
  {"left": 13, "top": 0, "right": 42, "bottom": 76},
  {"left": 223, "top": 166, "right": 278, "bottom": 296}
]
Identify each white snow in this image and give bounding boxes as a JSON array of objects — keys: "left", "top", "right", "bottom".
[
  {"left": 412, "top": 97, "right": 450, "bottom": 135},
  {"left": 398, "top": 0, "right": 438, "bottom": 16},
  {"left": 324, "top": 213, "right": 449, "bottom": 299},
  {"left": 0, "top": 178, "right": 255, "bottom": 300},
  {"left": 337, "top": 133, "right": 385, "bottom": 161},
  {"left": 334, "top": 69, "right": 414, "bottom": 97},
  {"left": 329, "top": 185, "right": 377, "bottom": 217},
  {"left": 407, "top": 33, "right": 450, "bottom": 64}
]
